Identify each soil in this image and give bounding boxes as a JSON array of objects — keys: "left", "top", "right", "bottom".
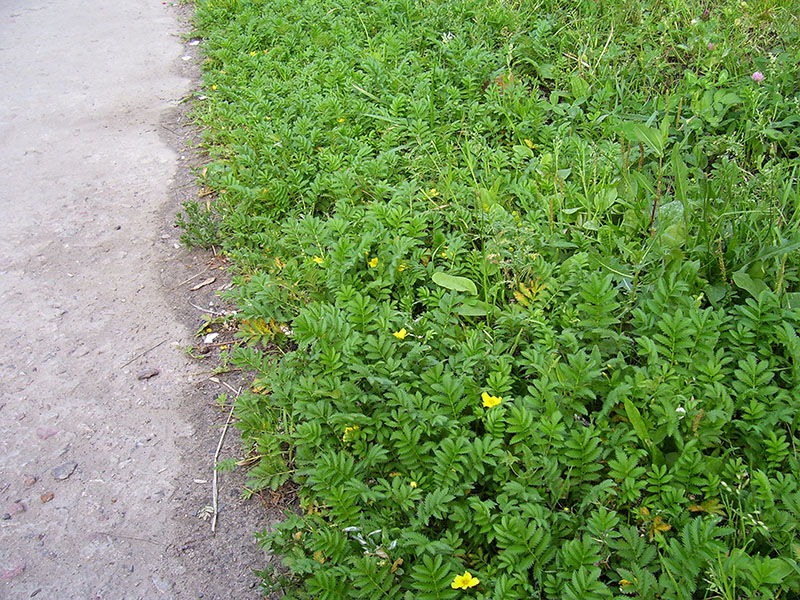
[{"left": 0, "top": 1, "right": 283, "bottom": 598}]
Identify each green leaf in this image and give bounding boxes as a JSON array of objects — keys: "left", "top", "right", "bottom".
[
  {"left": 538, "top": 63, "right": 555, "bottom": 79},
  {"left": 671, "top": 146, "right": 689, "bottom": 215},
  {"left": 624, "top": 399, "right": 664, "bottom": 465},
  {"left": 740, "top": 235, "right": 800, "bottom": 267},
  {"left": 455, "top": 299, "right": 489, "bottom": 316},
  {"left": 432, "top": 271, "right": 478, "bottom": 295},
  {"left": 620, "top": 122, "right": 665, "bottom": 157},
  {"left": 762, "top": 558, "right": 795, "bottom": 584},
  {"left": 732, "top": 269, "right": 769, "bottom": 299},
  {"left": 570, "top": 75, "right": 590, "bottom": 100},
  {"left": 715, "top": 91, "right": 742, "bottom": 106},
  {"left": 623, "top": 399, "right": 650, "bottom": 444}
]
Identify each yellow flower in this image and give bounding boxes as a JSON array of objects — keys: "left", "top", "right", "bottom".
[
  {"left": 211, "top": 84, "right": 218, "bottom": 90},
  {"left": 451, "top": 571, "right": 480, "bottom": 590},
  {"left": 313, "top": 256, "right": 324, "bottom": 265},
  {"left": 409, "top": 481, "right": 418, "bottom": 488},
  {"left": 429, "top": 188, "right": 439, "bottom": 197},
  {"left": 393, "top": 328, "right": 408, "bottom": 340},
  {"left": 250, "top": 51, "right": 257, "bottom": 56},
  {"left": 524, "top": 138, "right": 534, "bottom": 149},
  {"left": 338, "top": 118, "right": 345, "bottom": 123},
  {"left": 368, "top": 257, "right": 379, "bottom": 268},
  {"left": 342, "top": 425, "right": 360, "bottom": 442},
  {"left": 481, "top": 392, "right": 502, "bottom": 408},
  {"left": 619, "top": 579, "right": 633, "bottom": 587},
  {"left": 398, "top": 264, "right": 407, "bottom": 272}
]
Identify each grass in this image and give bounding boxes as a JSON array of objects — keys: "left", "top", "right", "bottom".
[{"left": 181, "top": 0, "right": 800, "bottom": 597}]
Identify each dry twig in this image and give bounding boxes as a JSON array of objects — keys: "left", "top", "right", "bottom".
[
  {"left": 173, "top": 265, "right": 212, "bottom": 289},
  {"left": 211, "top": 382, "right": 241, "bottom": 533},
  {"left": 187, "top": 301, "right": 229, "bottom": 316},
  {"left": 120, "top": 339, "right": 167, "bottom": 369}
]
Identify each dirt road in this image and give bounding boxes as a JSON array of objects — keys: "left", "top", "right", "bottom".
[{"left": 0, "top": 1, "right": 268, "bottom": 598}]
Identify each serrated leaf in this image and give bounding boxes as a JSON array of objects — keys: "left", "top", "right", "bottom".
[
  {"left": 648, "top": 515, "right": 671, "bottom": 540},
  {"left": 687, "top": 498, "right": 725, "bottom": 516}
]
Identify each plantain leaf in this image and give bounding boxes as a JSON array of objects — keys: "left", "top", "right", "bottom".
[
  {"left": 432, "top": 271, "right": 478, "bottom": 295},
  {"left": 454, "top": 299, "right": 489, "bottom": 316},
  {"left": 732, "top": 269, "right": 769, "bottom": 300},
  {"left": 620, "top": 122, "right": 665, "bottom": 157}
]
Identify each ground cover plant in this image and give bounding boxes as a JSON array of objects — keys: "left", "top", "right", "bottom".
[{"left": 183, "top": 0, "right": 800, "bottom": 596}]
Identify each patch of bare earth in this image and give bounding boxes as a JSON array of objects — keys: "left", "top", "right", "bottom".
[{"left": 0, "top": 2, "right": 283, "bottom": 598}]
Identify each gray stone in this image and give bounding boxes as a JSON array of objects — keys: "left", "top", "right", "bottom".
[
  {"left": 137, "top": 368, "right": 160, "bottom": 380},
  {"left": 52, "top": 461, "right": 77, "bottom": 481},
  {"left": 36, "top": 427, "right": 59, "bottom": 440}
]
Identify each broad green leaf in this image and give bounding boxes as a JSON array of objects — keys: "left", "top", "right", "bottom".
[
  {"left": 593, "top": 186, "right": 618, "bottom": 213},
  {"left": 624, "top": 399, "right": 650, "bottom": 445},
  {"left": 570, "top": 74, "right": 589, "bottom": 99},
  {"left": 662, "top": 221, "right": 686, "bottom": 247},
  {"left": 630, "top": 171, "right": 656, "bottom": 197},
  {"left": 620, "top": 122, "right": 665, "bottom": 157},
  {"left": 714, "top": 91, "right": 742, "bottom": 106},
  {"left": 432, "top": 271, "right": 478, "bottom": 295},
  {"left": 582, "top": 220, "right": 599, "bottom": 231},
  {"left": 658, "top": 200, "right": 685, "bottom": 247},
  {"left": 454, "top": 299, "right": 489, "bottom": 316},
  {"left": 705, "top": 284, "right": 728, "bottom": 306},
  {"left": 763, "top": 558, "right": 795, "bottom": 584},
  {"left": 732, "top": 269, "right": 769, "bottom": 299}
]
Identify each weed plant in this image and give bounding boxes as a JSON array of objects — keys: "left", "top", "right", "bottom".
[{"left": 186, "top": 0, "right": 800, "bottom": 597}]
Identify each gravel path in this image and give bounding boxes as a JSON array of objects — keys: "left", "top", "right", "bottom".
[{"left": 0, "top": 2, "right": 269, "bottom": 598}]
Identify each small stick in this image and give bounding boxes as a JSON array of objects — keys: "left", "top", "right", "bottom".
[
  {"left": 220, "top": 381, "right": 242, "bottom": 395},
  {"left": 173, "top": 265, "right": 212, "bottom": 289},
  {"left": 592, "top": 24, "right": 614, "bottom": 75},
  {"left": 94, "top": 531, "right": 164, "bottom": 547},
  {"left": 120, "top": 339, "right": 167, "bottom": 368},
  {"left": 198, "top": 340, "right": 241, "bottom": 349},
  {"left": 190, "top": 277, "right": 217, "bottom": 291},
  {"left": 188, "top": 301, "right": 228, "bottom": 316},
  {"left": 187, "top": 368, "right": 242, "bottom": 377},
  {"left": 211, "top": 384, "right": 241, "bottom": 533}
]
